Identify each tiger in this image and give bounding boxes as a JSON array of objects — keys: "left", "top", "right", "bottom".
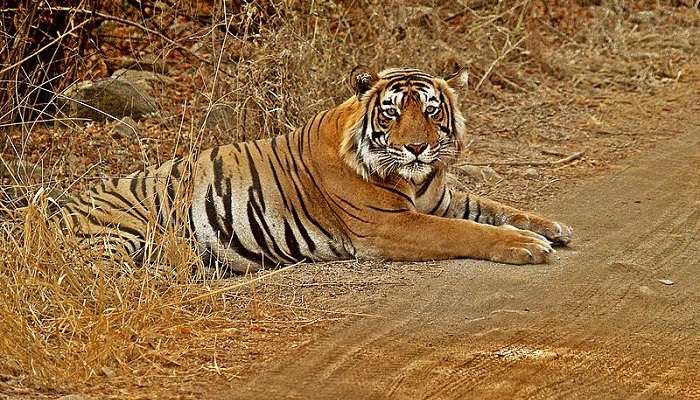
[{"left": 4, "top": 67, "right": 573, "bottom": 274}]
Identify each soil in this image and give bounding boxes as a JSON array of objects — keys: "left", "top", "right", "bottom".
[{"left": 215, "top": 70, "right": 700, "bottom": 399}]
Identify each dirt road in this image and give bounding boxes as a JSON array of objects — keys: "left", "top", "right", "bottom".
[{"left": 226, "top": 112, "right": 700, "bottom": 399}]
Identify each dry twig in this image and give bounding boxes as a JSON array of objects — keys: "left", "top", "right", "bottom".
[{"left": 462, "top": 150, "right": 585, "bottom": 167}]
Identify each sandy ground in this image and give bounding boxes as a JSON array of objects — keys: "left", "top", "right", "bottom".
[{"left": 217, "top": 83, "right": 700, "bottom": 399}]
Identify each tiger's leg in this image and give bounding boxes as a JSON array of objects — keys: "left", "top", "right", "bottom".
[
  {"left": 437, "top": 189, "right": 573, "bottom": 245},
  {"left": 360, "top": 211, "right": 554, "bottom": 265}
]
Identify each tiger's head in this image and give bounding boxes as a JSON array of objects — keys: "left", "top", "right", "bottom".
[{"left": 341, "top": 67, "right": 468, "bottom": 183}]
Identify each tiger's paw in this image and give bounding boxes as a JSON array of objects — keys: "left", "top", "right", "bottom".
[
  {"left": 487, "top": 225, "right": 554, "bottom": 265},
  {"left": 531, "top": 219, "right": 573, "bottom": 246}
]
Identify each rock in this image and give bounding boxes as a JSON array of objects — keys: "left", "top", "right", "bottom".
[
  {"left": 110, "top": 117, "right": 139, "bottom": 138},
  {"left": 111, "top": 68, "right": 176, "bottom": 88},
  {"left": 200, "top": 103, "right": 237, "bottom": 133},
  {"left": 638, "top": 285, "right": 656, "bottom": 296},
  {"left": 657, "top": 278, "right": 675, "bottom": 286},
  {"left": 457, "top": 165, "right": 501, "bottom": 182},
  {"left": 524, "top": 167, "right": 539, "bottom": 178},
  {"left": 57, "top": 78, "right": 158, "bottom": 122},
  {"left": 101, "top": 366, "right": 116, "bottom": 378},
  {"left": 629, "top": 11, "right": 658, "bottom": 25}
]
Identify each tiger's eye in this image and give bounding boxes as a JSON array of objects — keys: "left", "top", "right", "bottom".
[
  {"left": 425, "top": 105, "right": 437, "bottom": 114},
  {"left": 382, "top": 108, "right": 398, "bottom": 118}
]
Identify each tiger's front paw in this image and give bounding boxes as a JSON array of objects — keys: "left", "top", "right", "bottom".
[
  {"left": 487, "top": 225, "right": 554, "bottom": 265},
  {"left": 531, "top": 219, "right": 573, "bottom": 245}
]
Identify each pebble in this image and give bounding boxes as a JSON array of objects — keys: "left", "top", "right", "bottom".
[
  {"left": 638, "top": 285, "right": 656, "bottom": 296},
  {"left": 524, "top": 167, "right": 539, "bottom": 178},
  {"left": 110, "top": 116, "right": 139, "bottom": 138},
  {"left": 458, "top": 165, "right": 501, "bottom": 182}
]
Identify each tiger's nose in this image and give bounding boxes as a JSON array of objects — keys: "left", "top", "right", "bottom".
[{"left": 405, "top": 143, "right": 428, "bottom": 156}]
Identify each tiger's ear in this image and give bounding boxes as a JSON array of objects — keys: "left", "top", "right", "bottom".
[
  {"left": 349, "top": 66, "right": 379, "bottom": 97},
  {"left": 443, "top": 65, "right": 469, "bottom": 90}
]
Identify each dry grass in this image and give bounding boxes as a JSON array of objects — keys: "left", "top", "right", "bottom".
[{"left": 1, "top": 0, "right": 698, "bottom": 398}]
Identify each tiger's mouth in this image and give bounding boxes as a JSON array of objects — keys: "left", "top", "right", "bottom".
[{"left": 395, "top": 158, "right": 435, "bottom": 180}]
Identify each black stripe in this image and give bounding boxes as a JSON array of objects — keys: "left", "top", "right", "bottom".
[
  {"left": 96, "top": 192, "right": 148, "bottom": 223},
  {"left": 299, "top": 118, "right": 313, "bottom": 156},
  {"left": 367, "top": 205, "right": 410, "bottom": 213},
  {"left": 440, "top": 192, "right": 451, "bottom": 217},
  {"left": 139, "top": 174, "right": 148, "bottom": 203},
  {"left": 375, "top": 184, "right": 415, "bottom": 207},
  {"left": 284, "top": 139, "right": 332, "bottom": 239},
  {"left": 283, "top": 220, "right": 304, "bottom": 262},
  {"left": 204, "top": 186, "right": 225, "bottom": 238},
  {"left": 429, "top": 187, "right": 446, "bottom": 215},
  {"left": 246, "top": 199, "right": 274, "bottom": 261},
  {"left": 114, "top": 225, "right": 145, "bottom": 242},
  {"left": 328, "top": 195, "right": 372, "bottom": 224},
  {"left": 84, "top": 212, "right": 145, "bottom": 243},
  {"left": 415, "top": 171, "right": 437, "bottom": 197},
  {"left": 333, "top": 195, "right": 362, "bottom": 211},
  {"left": 171, "top": 159, "right": 183, "bottom": 180},
  {"left": 244, "top": 143, "right": 265, "bottom": 212},
  {"left": 229, "top": 232, "right": 266, "bottom": 264},
  {"left": 290, "top": 206, "right": 316, "bottom": 253},
  {"left": 166, "top": 178, "right": 176, "bottom": 209},
  {"left": 248, "top": 186, "right": 295, "bottom": 263},
  {"left": 129, "top": 174, "right": 140, "bottom": 199},
  {"left": 187, "top": 199, "right": 196, "bottom": 240},
  {"left": 268, "top": 158, "right": 291, "bottom": 211},
  {"left": 296, "top": 189, "right": 334, "bottom": 238},
  {"left": 202, "top": 187, "right": 267, "bottom": 266},
  {"left": 205, "top": 187, "right": 263, "bottom": 266},
  {"left": 296, "top": 116, "right": 338, "bottom": 238},
  {"left": 229, "top": 232, "right": 266, "bottom": 265},
  {"left": 474, "top": 202, "right": 481, "bottom": 222},
  {"left": 154, "top": 191, "right": 166, "bottom": 227},
  {"left": 462, "top": 196, "right": 470, "bottom": 219},
  {"left": 221, "top": 177, "right": 234, "bottom": 239},
  {"left": 213, "top": 155, "right": 224, "bottom": 195},
  {"left": 442, "top": 92, "right": 457, "bottom": 140},
  {"left": 386, "top": 75, "right": 434, "bottom": 89}
]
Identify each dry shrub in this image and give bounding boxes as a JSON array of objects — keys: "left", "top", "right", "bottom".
[
  {"left": 0, "top": 0, "right": 99, "bottom": 125},
  {"left": 0, "top": 197, "right": 308, "bottom": 395}
]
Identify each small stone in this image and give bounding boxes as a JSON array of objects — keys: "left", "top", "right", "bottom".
[
  {"left": 110, "top": 117, "right": 139, "bottom": 138},
  {"left": 101, "top": 366, "right": 116, "bottom": 378},
  {"left": 200, "top": 103, "right": 237, "bottom": 132},
  {"left": 630, "top": 11, "right": 658, "bottom": 25},
  {"left": 58, "top": 395, "right": 90, "bottom": 400},
  {"left": 638, "top": 285, "right": 656, "bottom": 296},
  {"left": 457, "top": 165, "right": 501, "bottom": 182},
  {"left": 111, "top": 68, "right": 175, "bottom": 87},
  {"left": 657, "top": 278, "right": 675, "bottom": 286},
  {"left": 524, "top": 167, "right": 539, "bottom": 178}
]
